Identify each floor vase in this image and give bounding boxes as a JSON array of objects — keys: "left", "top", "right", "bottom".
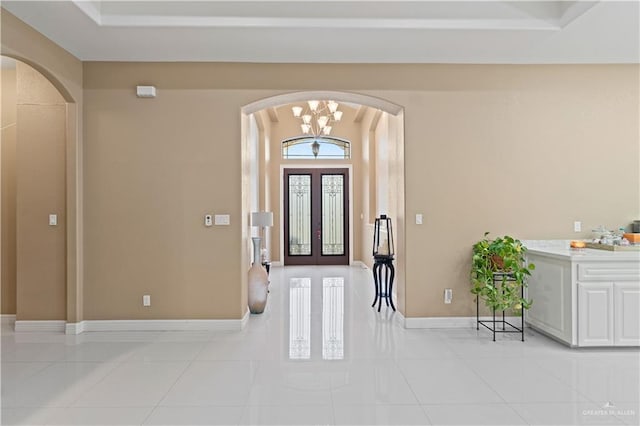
[{"left": 248, "top": 237, "right": 269, "bottom": 314}]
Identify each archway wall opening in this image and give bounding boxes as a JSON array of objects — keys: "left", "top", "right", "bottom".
[
  {"left": 242, "top": 91, "right": 406, "bottom": 314},
  {"left": 1, "top": 57, "right": 67, "bottom": 320},
  {"left": 1, "top": 9, "right": 83, "bottom": 323}
]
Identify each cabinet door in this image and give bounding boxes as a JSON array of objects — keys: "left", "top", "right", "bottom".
[
  {"left": 614, "top": 282, "right": 640, "bottom": 346},
  {"left": 578, "top": 282, "right": 614, "bottom": 346}
]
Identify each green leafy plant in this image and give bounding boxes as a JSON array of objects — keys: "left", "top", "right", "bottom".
[{"left": 471, "top": 232, "right": 535, "bottom": 314}]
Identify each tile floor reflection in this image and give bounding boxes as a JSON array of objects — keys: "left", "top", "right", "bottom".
[
  {"left": 289, "top": 277, "right": 311, "bottom": 360},
  {"left": 1, "top": 265, "right": 639, "bottom": 425},
  {"left": 322, "top": 277, "right": 344, "bottom": 360}
]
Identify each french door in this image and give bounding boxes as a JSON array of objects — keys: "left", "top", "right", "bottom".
[{"left": 284, "top": 168, "right": 349, "bottom": 266}]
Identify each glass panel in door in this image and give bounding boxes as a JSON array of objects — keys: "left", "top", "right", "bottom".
[
  {"left": 284, "top": 168, "right": 349, "bottom": 266},
  {"left": 288, "top": 175, "right": 312, "bottom": 256},
  {"left": 321, "top": 174, "right": 345, "bottom": 256}
]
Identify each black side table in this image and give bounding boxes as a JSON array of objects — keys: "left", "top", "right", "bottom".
[{"left": 372, "top": 255, "right": 396, "bottom": 312}]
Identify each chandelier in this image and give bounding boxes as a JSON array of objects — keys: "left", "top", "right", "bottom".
[{"left": 291, "top": 100, "right": 343, "bottom": 157}]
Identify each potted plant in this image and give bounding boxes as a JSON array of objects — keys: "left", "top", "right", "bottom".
[{"left": 471, "top": 232, "right": 535, "bottom": 314}]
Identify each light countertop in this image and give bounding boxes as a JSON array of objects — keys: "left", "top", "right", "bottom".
[{"left": 524, "top": 240, "right": 640, "bottom": 261}]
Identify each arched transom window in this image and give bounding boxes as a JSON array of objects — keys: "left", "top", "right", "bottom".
[{"left": 282, "top": 136, "right": 351, "bottom": 160}]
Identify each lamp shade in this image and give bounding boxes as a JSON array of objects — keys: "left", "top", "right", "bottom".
[{"left": 251, "top": 211, "right": 273, "bottom": 227}]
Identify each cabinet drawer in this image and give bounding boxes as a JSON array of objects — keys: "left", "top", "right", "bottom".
[{"left": 578, "top": 262, "right": 640, "bottom": 282}]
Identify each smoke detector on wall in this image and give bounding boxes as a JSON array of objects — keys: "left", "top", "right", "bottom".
[{"left": 136, "top": 85, "right": 156, "bottom": 98}]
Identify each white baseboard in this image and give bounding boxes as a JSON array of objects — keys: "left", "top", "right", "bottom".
[
  {"left": 64, "top": 317, "right": 249, "bottom": 334},
  {"left": 351, "top": 261, "right": 369, "bottom": 269},
  {"left": 14, "top": 320, "right": 66, "bottom": 332},
  {"left": 65, "top": 321, "right": 85, "bottom": 335},
  {"left": 1, "top": 314, "right": 16, "bottom": 326},
  {"left": 270, "top": 261, "right": 282, "bottom": 267},
  {"left": 14, "top": 313, "right": 250, "bottom": 335},
  {"left": 240, "top": 308, "right": 250, "bottom": 329},
  {"left": 403, "top": 316, "right": 524, "bottom": 329}
]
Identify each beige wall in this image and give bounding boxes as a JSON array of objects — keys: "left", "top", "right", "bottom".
[
  {"left": 1, "top": 9, "right": 84, "bottom": 322},
  {"left": 1, "top": 59, "right": 67, "bottom": 319},
  {"left": 83, "top": 87, "right": 251, "bottom": 320},
  {"left": 254, "top": 110, "right": 272, "bottom": 257},
  {"left": 398, "top": 68, "right": 638, "bottom": 317},
  {"left": 358, "top": 110, "right": 406, "bottom": 311},
  {"left": 359, "top": 108, "right": 379, "bottom": 270},
  {"left": 1, "top": 66, "right": 16, "bottom": 124},
  {"left": 15, "top": 62, "right": 67, "bottom": 320},
  {"left": 1, "top": 65, "right": 17, "bottom": 314},
  {"left": 1, "top": 10, "right": 82, "bottom": 103},
  {"left": 83, "top": 62, "right": 639, "bottom": 321}
]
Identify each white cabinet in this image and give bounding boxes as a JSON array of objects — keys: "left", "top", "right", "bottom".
[
  {"left": 578, "top": 282, "right": 614, "bottom": 346},
  {"left": 577, "top": 262, "right": 640, "bottom": 347},
  {"left": 527, "top": 256, "right": 573, "bottom": 344},
  {"left": 526, "top": 246, "right": 640, "bottom": 348},
  {"left": 614, "top": 282, "right": 640, "bottom": 346},
  {"left": 576, "top": 281, "right": 640, "bottom": 346}
]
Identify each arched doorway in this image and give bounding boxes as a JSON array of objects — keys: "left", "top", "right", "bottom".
[
  {"left": 1, "top": 55, "right": 81, "bottom": 331},
  {"left": 241, "top": 91, "right": 406, "bottom": 314}
]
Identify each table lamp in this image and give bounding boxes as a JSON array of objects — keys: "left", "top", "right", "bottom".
[{"left": 251, "top": 211, "right": 274, "bottom": 265}]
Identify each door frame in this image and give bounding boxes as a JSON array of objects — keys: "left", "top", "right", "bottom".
[{"left": 279, "top": 164, "right": 353, "bottom": 266}]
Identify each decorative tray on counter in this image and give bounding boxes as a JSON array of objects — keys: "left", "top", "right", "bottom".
[{"left": 584, "top": 242, "right": 640, "bottom": 251}]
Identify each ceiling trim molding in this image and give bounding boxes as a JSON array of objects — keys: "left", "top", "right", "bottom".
[
  {"left": 559, "top": 1, "right": 599, "bottom": 27},
  {"left": 71, "top": 0, "right": 102, "bottom": 25},
  {"left": 94, "top": 16, "right": 561, "bottom": 31}
]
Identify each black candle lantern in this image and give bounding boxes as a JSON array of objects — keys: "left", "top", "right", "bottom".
[
  {"left": 371, "top": 215, "right": 396, "bottom": 311},
  {"left": 373, "top": 215, "right": 394, "bottom": 258}
]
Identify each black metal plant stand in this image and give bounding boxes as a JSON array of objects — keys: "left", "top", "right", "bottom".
[
  {"left": 372, "top": 255, "right": 396, "bottom": 312},
  {"left": 476, "top": 271, "right": 525, "bottom": 342}
]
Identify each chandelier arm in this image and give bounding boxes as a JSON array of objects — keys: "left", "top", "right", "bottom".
[{"left": 292, "top": 100, "right": 340, "bottom": 138}]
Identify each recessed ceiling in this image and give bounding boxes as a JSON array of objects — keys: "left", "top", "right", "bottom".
[{"left": 2, "top": 1, "right": 638, "bottom": 63}]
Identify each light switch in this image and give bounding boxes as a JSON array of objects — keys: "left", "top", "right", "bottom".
[
  {"left": 574, "top": 221, "right": 582, "bottom": 232},
  {"left": 415, "top": 214, "right": 423, "bottom": 225},
  {"left": 49, "top": 214, "right": 57, "bottom": 226},
  {"left": 204, "top": 215, "right": 213, "bottom": 227},
  {"left": 214, "top": 214, "right": 230, "bottom": 225}
]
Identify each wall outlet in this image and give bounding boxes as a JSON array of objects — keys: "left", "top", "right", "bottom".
[
  {"left": 143, "top": 295, "right": 151, "bottom": 307},
  {"left": 204, "top": 214, "right": 213, "bottom": 227},
  {"left": 574, "top": 221, "right": 582, "bottom": 232},
  {"left": 444, "top": 288, "right": 453, "bottom": 304}
]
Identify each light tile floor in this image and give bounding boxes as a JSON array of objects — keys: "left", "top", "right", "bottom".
[{"left": 1, "top": 265, "right": 639, "bottom": 425}]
